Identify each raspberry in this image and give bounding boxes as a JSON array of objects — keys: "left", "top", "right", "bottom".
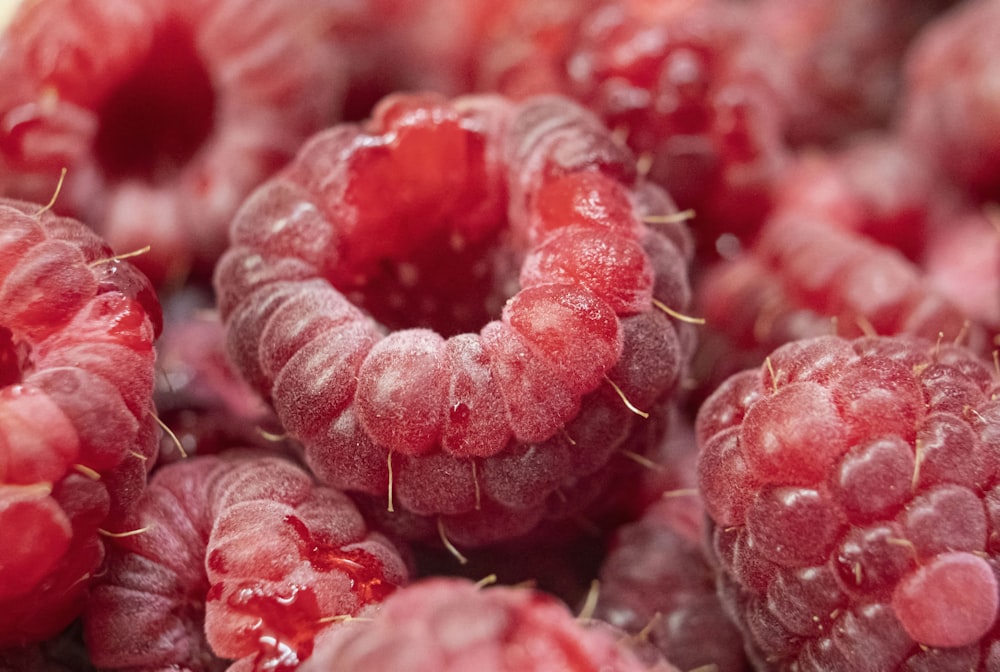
[
  {"left": 297, "top": 577, "right": 679, "bottom": 672},
  {"left": 0, "top": 198, "right": 160, "bottom": 648},
  {"left": 594, "top": 417, "right": 748, "bottom": 672},
  {"left": 0, "top": 0, "right": 345, "bottom": 285},
  {"left": 84, "top": 451, "right": 410, "bottom": 671},
  {"left": 214, "top": 92, "right": 694, "bottom": 546},
  {"left": 748, "top": 0, "right": 944, "bottom": 146},
  {"left": 691, "top": 199, "right": 985, "bottom": 408},
  {"left": 478, "top": 0, "right": 792, "bottom": 257},
  {"left": 770, "top": 136, "right": 945, "bottom": 262},
  {"left": 153, "top": 287, "right": 286, "bottom": 463},
  {"left": 596, "top": 495, "right": 749, "bottom": 672},
  {"left": 747, "top": 211, "right": 968, "bottom": 347},
  {"left": 900, "top": 0, "right": 1000, "bottom": 201},
  {"left": 696, "top": 334, "right": 1000, "bottom": 668},
  {"left": 923, "top": 207, "right": 1000, "bottom": 337}
]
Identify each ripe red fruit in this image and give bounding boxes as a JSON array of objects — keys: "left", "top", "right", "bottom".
[
  {"left": 594, "top": 416, "right": 749, "bottom": 672},
  {"left": 479, "top": 0, "right": 792, "bottom": 257},
  {"left": 0, "top": 198, "right": 161, "bottom": 648},
  {"left": 298, "top": 577, "right": 679, "bottom": 672},
  {"left": 900, "top": 0, "right": 1000, "bottom": 201},
  {"left": 214, "top": 92, "right": 695, "bottom": 546},
  {"left": 696, "top": 334, "right": 1000, "bottom": 669},
  {"left": 748, "top": 0, "right": 945, "bottom": 146},
  {"left": 84, "top": 451, "right": 410, "bottom": 671},
  {"left": 153, "top": 288, "right": 287, "bottom": 463},
  {"left": 0, "top": 0, "right": 346, "bottom": 285}
]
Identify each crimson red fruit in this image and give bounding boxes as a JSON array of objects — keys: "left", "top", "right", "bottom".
[
  {"left": 0, "top": 198, "right": 161, "bottom": 647},
  {"left": 84, "top": 451, "right": 410, "bottom": 671},
  {"left": 0, "top": 0, "right": 345, "bottom": 285},
  {"left": 696, "top": 334, "right": 1000, "bottom": 669},
  {"left": 298, "top": 576, "right": 678, "bottom": 672},
  {"left": 214, "top": 92, "right": 695, "bottom": 547},
  {"left": 900, "top": 0, "right": 1000, "bottom": 201},
  {"left": 480, "top": 0, "right": 791, "bottom": 257}
]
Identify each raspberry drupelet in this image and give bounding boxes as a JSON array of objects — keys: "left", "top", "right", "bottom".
[
  {"left": 0, "top": 198, "right": 161, "bottom": 648},
  {"left": 696, "top": 334, "right": 1000, "bottom": 669},
  {"left": 214, "top": 91, "right": 696, "bottom": 548},
  {"left": 0, "top": 0, "right": 346, "bottom": 286}
]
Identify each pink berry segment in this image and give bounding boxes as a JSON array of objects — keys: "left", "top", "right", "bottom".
[{"left": 214, "top": 92, "right": 695, "bottom": 546}]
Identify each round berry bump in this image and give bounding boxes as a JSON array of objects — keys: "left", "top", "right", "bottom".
[
  {"left": 528, "top": 171, "right": 643, "bottom": 244},
  {"left": 0, "top": 0, "right": 347, "bottom": 286},
  {"left": 0, "top": 198, "right": 160, "bottom": 647},
  {"left": 440, "top": 333, "right": 510, "bottom": 458},
  {"left": 215, "top": 92, "right": 695, "bottom": 544},
  {"left": 355, "top": 329, "right": 449, "bottom": 456},
  {"left": 697, "top": 334, "right": 1000, "bottom": 667},
  {"left": 739, "top": 381, "right": 848, "bottom": 485},
  {"left": 892, "top": 552, "right": 998, "bottom": 649},
  {"left": 519, "top": 226, "right": 654, "bottom": 314}
]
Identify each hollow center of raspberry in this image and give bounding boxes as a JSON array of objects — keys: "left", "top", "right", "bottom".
[
  {"left": 0, "top": 326, "right": 27, "bottom": 387},
  {"left": 344, "top": 228, "right": 517, "bottom": 338},
  {"left": 93, "top": 19, "right": 215, "bottom": 184}
]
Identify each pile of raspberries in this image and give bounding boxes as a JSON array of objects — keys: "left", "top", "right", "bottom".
[{"left": 2, "top": 0, "right": 1000, "bottom": 670}]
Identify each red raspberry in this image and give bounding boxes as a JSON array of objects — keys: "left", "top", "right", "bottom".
[
  {"left": 297, "top": 577, "right": 679, "bottom": 672},
  {"left": 770, "top": 136, "right": 946, "bottom": 263},
  {"left": 153, "top": 287, "right": 287, "bottom": 463},
  {"left": 0, "top": 198, "right": 160, "bottom": 648},
  {"left": 690, "top": 176, "right": 986, "bottom": 407},
  {"left": 84, "top": 451, "right": 410, "bottom": 671},
  {"left": 900, "top": 0, "right": 1000, "bottom": 202},
  {"left": 478, "top": 0, "right": 792, "bottom": 258},
  {"left": 923, "top": 207, "right": 1000, "bottom": 339},
  {"left": 214, "top": 92, "right": 695, "bottom": 547},
  {"left": 594, "top": 417, "right": 749, "bottom": 672},
  {"left": 696, "top": 334, "right": 1000, "bottom": 668},
  {"left": 713, "top": 199, "right": 973, "bottom": 352},
  {"left": 748, "top": 0, "right": 944, "bottom": 146},
  {"left": 596, "top": 495, "right": 749, "bottom": 672},
  {"left": 0, "top": 0, "right": 345, "bottom": 285}
]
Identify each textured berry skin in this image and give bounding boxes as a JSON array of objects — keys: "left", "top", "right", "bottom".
[
  {"left": 214, "top": 92, "right": 695, "bottom": 547},
  {"left": 84, "top": 452, "right": 410, "bottom": 671},
  {"left": 900, "top": 0, "right": 1000, "bottom": 201},
  {"left": 298, "top": 577, "right": 678, "bottom": 672},
  {"left": 596, "top": 495, "right": 750, "bottom": 672},
  {"left": 0, "top": 0, "right": 346, "bottom": 285},
  {"left": 0, "top": 198, "right": 160, "bottom": 648},
  {"left": 696, "top": 334, "right": 1000, "bottom": 669}
]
